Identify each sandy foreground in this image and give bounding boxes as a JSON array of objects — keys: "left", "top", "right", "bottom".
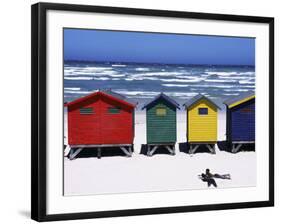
[{"left": 64, "top": 111, "right": 256, "bottom": 196}]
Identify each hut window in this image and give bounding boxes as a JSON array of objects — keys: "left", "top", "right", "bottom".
[
  {"left": 80, "top": 107, "right": 94, "bottom": 115},
  {"left": 156, "top": 108, "right": 167, "bottom": 116},
  {"left": 198, "top": 108, "right": 208, "bottom": 115},
  {"left": 108, "top": 107, "right": 120, "bottom": 114}
]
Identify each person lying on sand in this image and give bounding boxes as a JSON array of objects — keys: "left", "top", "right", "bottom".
[
  {"left": 199, "top": 169, "right": 231, "bottom": 188},
  {"left": 205, "top": 168, "right": 231, "bottom": 180},
  {"left": 200, "top": 173, "right": 217, "bottom": 188}
]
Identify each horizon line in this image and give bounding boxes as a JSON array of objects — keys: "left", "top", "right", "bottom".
[{"left": 64, "top": 59, "right": 255, "bottom": 67}]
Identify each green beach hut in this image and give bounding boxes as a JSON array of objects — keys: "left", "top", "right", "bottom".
[{"left": 142, "top": 93, "right": 180, "bottom": 156}]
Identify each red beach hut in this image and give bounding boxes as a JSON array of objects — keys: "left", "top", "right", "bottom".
[{"left": 65, "top": 90, "right": 136, "bottom": 159}]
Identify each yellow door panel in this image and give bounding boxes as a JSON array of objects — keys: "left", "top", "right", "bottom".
[{"left": 187, "top": 99, "right": 218, "bottom": 142}]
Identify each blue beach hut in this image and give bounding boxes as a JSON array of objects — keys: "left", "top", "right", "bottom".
[{"left": 224, "top": 92, "right": 255, "bottom": 153}]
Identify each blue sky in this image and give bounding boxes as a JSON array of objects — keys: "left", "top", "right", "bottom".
[{"left": 64, "top": 28, "right": 255, "bottom": 66}]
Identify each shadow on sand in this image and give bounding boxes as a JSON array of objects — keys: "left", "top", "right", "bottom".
[
  {"left": 178, "top": 142, "right": 215, "bottom": 154},
  {"left": 67, "top": 147, "right": 134, "bottom": 159},
  {"left": 140, "top": 144, "right": 173, "bottom": 156},
  {"left": 217, "top": 141, "right": 255, "bottom": 153},
  {"left": 65, "top": 141, "right": 255, "bottom": 159}
]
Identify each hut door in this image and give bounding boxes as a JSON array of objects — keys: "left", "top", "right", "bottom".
[
  {"left": 100, "top": 101, "right": 124, "bottom": 144},
  {"left": 89, "top": 100, "right": 101, "bottom": 144}
]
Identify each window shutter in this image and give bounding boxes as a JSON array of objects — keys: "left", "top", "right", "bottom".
[
  {"left": 80, "top": 107, "right": 94, "bottom": 114},
  {"left": 108, "top": 107, "right": 121, "bottom": 114}
]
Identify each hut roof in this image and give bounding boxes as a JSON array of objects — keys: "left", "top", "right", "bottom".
[
  {"left": 142, "top": 92, "right": 180, "bottom": 110},
  {"left": 183, "top": 94, "right": 221, "bottom": 110},
  {"left": 65, "top": 89, "right": 137, "bottom": 108},
  {"left": 224, "top": 91, "right": 255, "bottom": 108},
  {"left": 102, "top": 89, "right": 137, "bottom": 105}
]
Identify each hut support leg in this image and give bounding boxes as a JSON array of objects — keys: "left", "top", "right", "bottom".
[
  {"left": 232, "top": 144, "right": 242, "bottom": 153},
  {"left": 120, "top": 147, "right": 132, "bottom": 157},
  {"left": 128, "top": 146, "right": 132, "bottom": 156},
  {"left": 165, "top": 146, "right": 175, "bottom": 155},
  {"left": 206, "top": 144, "right": 216, "bottom": 154},
  {"left": 189, "top": 145, "right": 199, "bottom": 154},
  {"left": 97, "top": 147, "right": 102, "bottom": 159},
  {"left": 69, "top": 148, "right": 83, "bottom": 160},
  {"left": 147, "top": 146, "right": 158, "bottom": 156},
  {"left": 64, "top": 145, "right": 71, "bottom": 157}
]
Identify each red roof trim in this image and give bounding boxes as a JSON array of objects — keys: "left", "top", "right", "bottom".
[{"left": 64, "top": 91, "right": 136, "bottom": 108}]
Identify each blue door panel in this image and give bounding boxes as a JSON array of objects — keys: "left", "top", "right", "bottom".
[{"left": 231, "top": 100, "right": 255, "bottom": 141}]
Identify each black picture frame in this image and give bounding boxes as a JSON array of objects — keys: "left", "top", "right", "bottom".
[{"left": 31, "top": 2, "right": 274, "bottom": 222}]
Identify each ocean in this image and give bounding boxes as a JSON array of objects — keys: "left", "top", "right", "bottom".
[{"left": 64, "top": 61, "right": 255, "bottom": 109}]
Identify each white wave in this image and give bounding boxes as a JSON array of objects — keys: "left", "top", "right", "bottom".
[
  {"left": 175, "top": 75, "right": 198, "bottom": 79},
  {"left": 64, "top": 87, "right": 81, "bottom": 91},
  {"left": 64, "top": 77, "right": 93, "bottom": 80},
  {"left": 64, "top": 66, "right": 116, "bottom": 75},
  {"left": 124, "top": 76, "right": 159, "bottom": 81},
  {"left": 86, "top": 71, "right": 118, "bottom": 75},
  {"left": 116, "top": 90, "right": 200, "bottom": 98},
  {"left": 204, "top": 79, "right": 237, "bottom": 83},
  {"left": 241, "top": 85, "right": 255, "bottom": 88},
  {"left": 224, "top": 89, "right": 251, "bottom": 92},
  {"left": 135, "top": 68, "right": 150, "bottom": 71},
  {"left": 223, "top": 93, "right": 240, "bottom": 96},
  {"left": 65, "top": 71, "right": 122, "bottom": 78},
  {"left": 132, "top": 77, "right": 159, "bottom": 81},
  {"left": 64, "top": 69, "right": 80, "bottom": 76},
  {"left": 64, "top": 90, "right": 92, "bottom": 94},
  {"left": 64, "top": 71, "right": 117, "bottom": 76},
  {"left": 83, "top": 66, "right": 113, "bottom": 71},
  {"left": 160, "top": 78, "right": 202, "bottom": 83},
  {"left": 115, "top": 90, "right": 159, "bottom": 96},
  {"left": 100, "top": 70, "right": 119, "bottom": 75},
  {"left": 126, "top": 96, "right": 154, "bottom": 99},
  {"left": 93, "top": 77, "right": 110, "bottom": 81},
  {"left": 220, "top": 76, "right": 254, "bottom": 80},
  {"left": 64, "top": 67, "right": 82, "bottom": 70},
  {"left": 64, "top": 67, "right": 113, "bottom": 73},
  {"left": 64, "top": 68, "right": 76, "bottom": 73},
  {"left": 141, "top": 77, "right": 159, "bottom": 81},
  {"left": 223, "top": 85, "right": 254, "bottom": 90},
  {"left": 239, "top": 72, "right": 255, "bottom": 75},
  {"left": 162, "top": 84, "right": 189, "bottom": 87},
  {"left": 127, "top": 72, "right": 192, "bottom": 81},
  {"left": 108, "top": 74, "right": 125, "bottom": 77},
  {"left": 111, "top": 64, "right": 127, "bottom": 67},
  {"left": 234, "top": 89, "right": 251, "bottom": 92},
  {"left": 112, "top": 78, "right": 121, "bottom": 81},
  {"left": 239, "top": 80, "right": 255, "bottom": 84},
  {"left": 206, "top": 72, "right": 238, "bottom": 76},
  {"left": 190, "top": 84, "right": 236, "bottom": 88},
  {"left": 69, "top": 72, "right": 95, "bottom": 75},
  {"left": 131, "top": 72, "right": 186, "bottom": 77},
  {"left": 169, "top": 92, "right": 202, "bottom": 97}
]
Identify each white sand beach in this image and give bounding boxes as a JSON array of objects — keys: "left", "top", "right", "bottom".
[{"left": 64, "top": 111, "right": 256, "bottom": 196}]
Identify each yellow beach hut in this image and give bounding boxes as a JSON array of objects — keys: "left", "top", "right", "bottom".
[{"left": 183, "top": 94, "right": 221, "bottom": 154}]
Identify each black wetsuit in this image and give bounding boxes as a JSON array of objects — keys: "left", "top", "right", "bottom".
[{"left": 201, "top": 173, "right": 217, "bottom": 187}]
